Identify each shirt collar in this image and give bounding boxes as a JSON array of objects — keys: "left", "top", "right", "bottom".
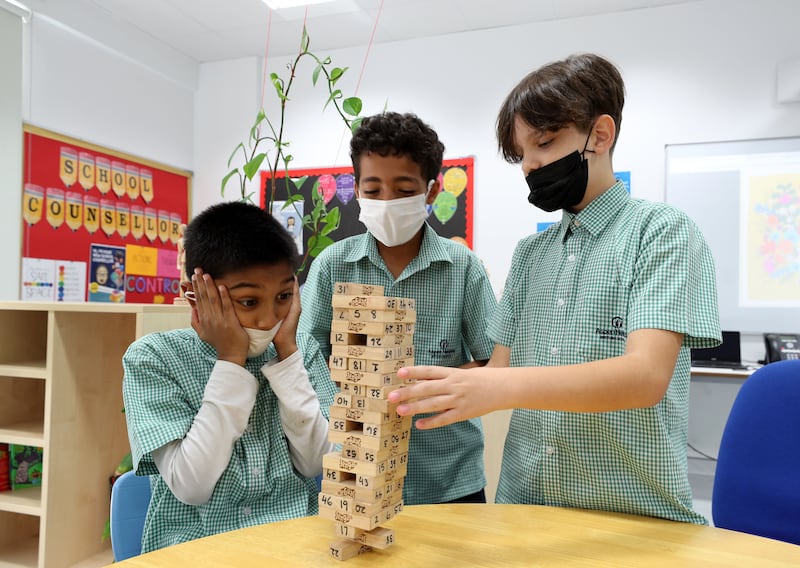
[
  {"left": 344, "top": 223, "right": 453, "bottom": 275},
  {"left": 559, "top": 180, "right": 628, "bottom": 238}
]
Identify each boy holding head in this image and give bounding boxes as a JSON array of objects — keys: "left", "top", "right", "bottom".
[
  {"left": 123, "top": 201, "right": 336, "bottom": 552},
  {"left": 390, "top": 54, "right": 721, "bottom": 523},
  {"left": 299, "top": 112, "right": 497, "bottom": 504}
]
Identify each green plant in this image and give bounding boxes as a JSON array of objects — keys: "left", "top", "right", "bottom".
[{"left": 221, "top": 26, "right": 364, "bottom": 274}]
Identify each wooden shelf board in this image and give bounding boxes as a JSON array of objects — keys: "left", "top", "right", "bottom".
[
  {"left": 0, "top": 535, "right": 38, "bottom": 567},
  {"left": 0, "top": 422, "right": 45, "bottom": 447},
  {"left": 68, "top": 548, "right": 114, "bottom": 568},
  {"left": 0, "top": 363, "right": 47, "bottom": 380},
  {"left": 0, "top": 486, "right": 42, "bottom": 516}
]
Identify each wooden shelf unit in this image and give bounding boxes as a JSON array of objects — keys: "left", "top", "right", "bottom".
[{"left": 0, "top": 302, "right": 189, "bottom": 568}]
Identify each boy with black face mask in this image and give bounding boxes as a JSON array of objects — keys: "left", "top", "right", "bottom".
[
  {"left": 389, "top": 54, "right": 722, "bottom": 524},
  {"left": 299, "top": 112, "right": 497, "bottom": 505}
]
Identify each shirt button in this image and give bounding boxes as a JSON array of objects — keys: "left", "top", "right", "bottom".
[
  {"left": 573, "top": 219, "right": 581, "bottom": 228},
  {"left": 550, "top": 347, "right": 559, "bottom": 356},
  {"left": 556, "top": 298, "right": 565, "bottom": 307},
  {"left": 567, "top": 254, "right": 576, "bottom": 262},
  {"left": 252, "top": 468, "right": 261, "bottom": 477},
  {"left": 242, "top": 506, "right": 252, "bottom": 516},
  {"left": 545, "top": 446, "right": 555, "bottom": 456}
]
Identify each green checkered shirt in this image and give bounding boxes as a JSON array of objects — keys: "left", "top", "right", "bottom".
[
  {"left": 488, "top": 182, "right": 720, "bottom": 524},
  {"left": 299, "top": 224, "right": 497, "bottom": 504},
  {"left": 122, "top": 329, "right": 336, "bottom": 552}
]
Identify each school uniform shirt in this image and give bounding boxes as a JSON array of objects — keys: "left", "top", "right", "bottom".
[
  {"left": 123, "top": 329, "right": 336, "bottom": 552},
  {"left": 299, "top": 224, "right": 498, "bottom": 504},
  {"left": 488, "top": 181, "right": 720, "bottom": 524}
]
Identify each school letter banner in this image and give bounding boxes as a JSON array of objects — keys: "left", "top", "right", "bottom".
[
  {"left": 260, "top": 157, "right": 474, "bottom": 285},
  {"left": 21, "top": 125, "right": 191, "bottom": 303}
]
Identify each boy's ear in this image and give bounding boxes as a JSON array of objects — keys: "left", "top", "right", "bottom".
[
  {"left": 425, "top": 179, "right": 439, "bottom": 206},
  {"left": 354, "top": 182, "right": 361, "bottom": 198},
  {"left": 592, "top": 114, "right": 616, "bottom": 155}
]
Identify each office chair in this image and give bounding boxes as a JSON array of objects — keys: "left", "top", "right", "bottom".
[
  {"left": 110, "top": 470, "right": 151, "bottom": 561},
  {"left": 712, "top": 360, "right": 800, "bottom": 545}
]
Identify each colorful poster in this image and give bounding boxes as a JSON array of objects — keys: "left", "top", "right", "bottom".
[
  {"left": 271, "top": 200, "right": 304, "bottom": 254},
  {"left": 260, "top": 158, "right": 474, "bottom": 284},
  {"left": 88, "top": 244, "right": 126, "bottom": 302},
  {"left": 21, "top": 258, "right": 55, "bottom": 301},
  {"left": 741, "top": 170, "right": 800, "bottom": 306},
  {"left": 22, "top": 125, "right": 191, "bottom": 303}
]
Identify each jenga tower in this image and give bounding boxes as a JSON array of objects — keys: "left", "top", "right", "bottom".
[{"left": 319, "top": 282, "right": 415, "bottom": 561}]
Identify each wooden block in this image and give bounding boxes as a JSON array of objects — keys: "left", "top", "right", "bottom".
[
  {"left": 319, "top": 499, "right": 403, "bottom": 531},
  {"left": 345, "top": 308, "right": 416, "bottom": 323},
  {"left": 330, "top": 405, "right": 393, "bottom": 424},
  {"left": 329, "top": 426, "right": 411, "bottom": 450},
  {"left": 334, "top": 525, "right": 395, "bottom": 550},
  {"left": 328, "top": 538, "right": 372, "bottom": 561},
  {"left": 330, "top": 417, "right": 360, "bottom": 433},
  {"left": 348, "top": 396, "right": 398, "bottom": 413},
  {"left": 333, "top": 282, "right": 384, "bottom": 296},
  {"left": 330, "top": 331, "right": 364, "bottom": 346},
  {"left": 331, "top": 368, "right": 402, "bottom": 387},
  {"left": 332, "top": 319, "right": 415, "bottom": 336},
  {"left": 339, "top": 381, "right": 405, "bottom": 400},
  {"left": 354, "top": 476, "right": 404, "bottom": 502},
  {"left": 363, "top": 358, "right": 412, "bottom": 374},
  {"left": 365, "top": 333, "right": 414, "bottom": 348},
  {"left": 331, "top": 344, "right": 414, "bottom": 361},
  {"left": 322, "top": 478, "right": 357, "bottom": 499},
  {"left": 341, "top": 442, "right": 404, "bottom": 464},
  {"left": 329, "top": 354, "right": 348, "bottom": 369},
  {"left": 356, "top": 465, "right": 408, "bottom": 491},
  {"left": 322, "top": 467, "right": 356, "bottom": 483},
  {"left": 331, "top": 294, "right": 416, "bottom": 311},
  {"left": 322, "top": 451, "right": 397, "bottom": 477},
  {"left": 332, "top": 392, "right": 351, "bottom": 408}
]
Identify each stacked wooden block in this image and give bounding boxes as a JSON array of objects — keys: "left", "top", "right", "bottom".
[{"left": 319, "top": 282, "right": 415, "bottom": 561}]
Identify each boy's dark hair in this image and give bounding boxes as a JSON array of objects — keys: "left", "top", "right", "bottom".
[
  {"left": 182, "top": 201, "right": 298, "bottom": 280},
  {"left": 350, "top": 112, "right": 445, "bottom": 182},
  {"left": 496, "top": 53, "right": 626, "bottom": 163}
]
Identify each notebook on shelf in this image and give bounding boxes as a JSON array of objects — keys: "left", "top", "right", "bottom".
[{"left": 691, "top": 330, "right": 748, "bottom": 370}]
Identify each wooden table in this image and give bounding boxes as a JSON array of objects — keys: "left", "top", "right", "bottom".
[{"left": 109, "top": 504, "right": 800, "bottom": 567}]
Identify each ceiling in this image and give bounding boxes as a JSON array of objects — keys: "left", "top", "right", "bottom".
[{"left": 82, "top": 0, "right": 698, "bottom": 63}]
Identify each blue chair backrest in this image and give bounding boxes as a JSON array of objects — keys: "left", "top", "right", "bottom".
[
  {"left": 712, "top": 360, "right": 800, "bottom": 544},
  {"left": 110, "top": 470, "right": 151, "bottom": 561}
]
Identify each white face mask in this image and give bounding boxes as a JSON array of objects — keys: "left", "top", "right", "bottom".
[
  {"left": 357, "top": 185, "right": 432, "bottom": 247},
  {"left": 244, "top": 320, "right": 282, "bottom": 358}
]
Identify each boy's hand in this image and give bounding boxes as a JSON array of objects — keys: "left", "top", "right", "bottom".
[
  {"left": 190, "top": 269, "right": 249, "bottom": 366},
  {"left": 388, "top": 365, "right": 498, "bottom": 430},
  {"left": 272, "top": 277, "right": 300, "bottom": 361}
]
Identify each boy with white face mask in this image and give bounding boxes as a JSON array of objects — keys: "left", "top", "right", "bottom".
[
  {"left": 299, "top": 112, "right": 498, "bottom": 504},
  {"left": 123, "top": 202, "right": 337, "bottom": 553}
]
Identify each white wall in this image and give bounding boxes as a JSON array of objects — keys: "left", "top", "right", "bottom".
[
  {"left": 0, "top": 7, "right": 24, "bottom": 300},
  {"left": 194, "top": 0, "right": 800, "bottom": 298},
  {"left": 27, "top": 14, "right": 196, "bottom": 170}
]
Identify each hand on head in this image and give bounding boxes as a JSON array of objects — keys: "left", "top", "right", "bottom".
[
  {"left": 189, "top": 268, "right": 249, "bottom": 366},
  {"left": 271, "top": 276, "right": 300, "bottom": 361}
]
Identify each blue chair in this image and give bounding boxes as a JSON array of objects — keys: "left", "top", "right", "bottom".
[
  {"left": 110, "top": 470, "right": 151, "bottom": 561},
  {"left": 712, "top": 360, "right": 800, "bottom": 544}
]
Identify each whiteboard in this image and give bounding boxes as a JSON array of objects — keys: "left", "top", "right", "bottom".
[{"left": 665, "top": 138, "right": 800, "bottom": 334}]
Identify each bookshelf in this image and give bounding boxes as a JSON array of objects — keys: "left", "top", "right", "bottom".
[{"left": 0, "top": 302, "right": 189, "bottom": 568}]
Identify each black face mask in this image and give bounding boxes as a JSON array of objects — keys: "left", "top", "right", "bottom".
[{"left": 524, "top": 132, "right": 594, "bottom": 212}]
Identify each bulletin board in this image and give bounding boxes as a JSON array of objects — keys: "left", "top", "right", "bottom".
[
  {"left": 20, "top": 125, "right": 192, "bottom": 304},
  {"left": 260, "top": 157, "right": 474, "bottom": 284}
]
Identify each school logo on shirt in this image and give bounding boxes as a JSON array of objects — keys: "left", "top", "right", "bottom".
[
  {"left": 429, "top": 338, "right": 456, "bottom": 360},
  {"left": 595, "top": 316, "right": 627, "bottom": 341}
]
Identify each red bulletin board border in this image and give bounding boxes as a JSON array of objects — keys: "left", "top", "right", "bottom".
[
  {"left": 259, "top": 157, "right": 475, "bottom": 249},
  {"left": 21, "top": 125, "right": 193, "bottom": 304}
]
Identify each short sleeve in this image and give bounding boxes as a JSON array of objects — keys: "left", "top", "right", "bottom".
[
  {"left": 487, "top": 238, "right": 529, "bottom": 348},
  {"left": 122, "top": 337, "right": 196, "bottom": 475},
  {"left": 296, "top": 331, "right": 337, "bottom": 420},
  {"left": 298, "top": 249, "right": 335, "bottom": 360},
  {"left": 460, "top": 252, "right": 498, "bottom": 361}
]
